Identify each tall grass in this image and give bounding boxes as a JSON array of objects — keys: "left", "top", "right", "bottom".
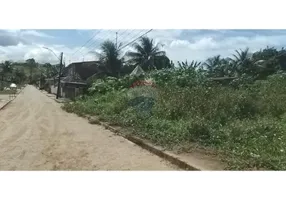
[{"left": 63, "top": 73, "right": 286, "bottom": 170}]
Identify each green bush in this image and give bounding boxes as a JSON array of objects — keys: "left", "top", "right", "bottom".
[
  {"left": 216, "top": 117, "right": 286, "bottom": 170},
  {"left": 62, "top": 69, "right": 286, "bottom": 170}
]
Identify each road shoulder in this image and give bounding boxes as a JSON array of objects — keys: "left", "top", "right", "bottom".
[{"left": 41, "top": 89, "right": 225, "bottom": 171}]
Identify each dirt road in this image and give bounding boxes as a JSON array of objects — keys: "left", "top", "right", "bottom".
[{"left": 0, "top": 85, "right": 178, "bottom": 170}]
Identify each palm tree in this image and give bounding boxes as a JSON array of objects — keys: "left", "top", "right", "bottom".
[
  {"left": 126, "top": 37, "right": 166, "bottom": 71},
  {"left": 231, "top": 48, "right": 255, "bottom": 76},
  {"left": 203, "top": 55, "right": 221, "bottom": 76},
  {"left": 178, "top": 60, "right": 202, "bottom": 70},
  {"left": 97, "top": 40, "right": 123, "bottom": 77},
  {"left": 231, "top": 48, "right": 251, "bottom": 64},
  {"left": 204, "top": 55, "right": 221, "bottom": 69}
]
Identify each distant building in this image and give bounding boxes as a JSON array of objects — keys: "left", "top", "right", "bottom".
[{"left": 46, "top": 61, "right": 104, "bottom": 99}]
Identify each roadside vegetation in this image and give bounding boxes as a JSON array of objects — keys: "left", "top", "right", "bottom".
[
  {"left": 2, "top": 35, "right": 286, "bottom": 170},
  {"left": 62, "top": 37, "right": 286, "bottom": 170},
  {"left": 0, "top": 59, "right": 59, "bottom": 91}
]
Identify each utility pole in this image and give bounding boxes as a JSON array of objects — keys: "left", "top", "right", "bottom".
[
  {"left": 56, "top": 52, "right": 63, "bottom": 99},
  {"left": 38, "top": 63, "right": 42, "bottom": 89}
]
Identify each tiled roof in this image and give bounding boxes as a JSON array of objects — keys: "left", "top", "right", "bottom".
[{"left": 62, "top": 61, "right": 104, "bottom": 81}]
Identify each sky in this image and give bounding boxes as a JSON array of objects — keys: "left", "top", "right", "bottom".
[{"left": 1, "top": 29, "right": 286, "bottom": 65}]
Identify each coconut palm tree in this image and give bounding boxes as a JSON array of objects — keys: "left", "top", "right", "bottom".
[
  {"left": 203, "top": 55, "right": 222, "bottom": 76},
  {"left": 231, "top": 48, "right": 256, "bottom": 76},
  {"left": 232, "top": 48, "right": 251, "bottom": 64},
  {"left": 126, "top": 37, "right": 166, "bottom": 71},
  {"left": 97, "top": 40, "right": 123, "bottom": 77}
]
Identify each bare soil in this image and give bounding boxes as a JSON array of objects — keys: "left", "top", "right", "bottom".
[
  {"left": 0, "top": 85, "right": 178, "bottom": 170},
  {"left": 0, "top": 94, "right": 10, "bottom": 109}
]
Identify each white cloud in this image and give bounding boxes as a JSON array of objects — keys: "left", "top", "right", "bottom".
[
  {"left": 20, "top": 30, "right": 54, "bottom": 38},
  {"left": 1, "top": 30, "right": 286, "bottom": 66},
  {"left": 0, "top": 43, "right": 77, "bottom": 65},
  {"left": 158, "top": 33, "right": 286, "bottom": 62}
]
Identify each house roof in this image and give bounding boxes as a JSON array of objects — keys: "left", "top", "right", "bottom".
[
  {"left": 62, "top": 61, "right": 103, "bottom": 81},
  {"left": 130, "top": 66, "right": 145, "bottom": 76}
]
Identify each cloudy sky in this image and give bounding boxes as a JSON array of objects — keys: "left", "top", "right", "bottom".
[{"left": 1, "top": 29, "right": 286, "bottom": 65}]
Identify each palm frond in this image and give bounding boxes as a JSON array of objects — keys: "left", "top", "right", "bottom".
[{"left": 126, "top": 36, "right": 166, "bottom": 71}]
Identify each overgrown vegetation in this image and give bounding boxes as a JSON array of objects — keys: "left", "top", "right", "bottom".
[{"left": 62, "top": 36, "right": 286, "bottom": 170}]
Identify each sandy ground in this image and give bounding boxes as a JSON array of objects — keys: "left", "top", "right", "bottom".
[
  {"left": 0, "top": 85, "right": 178, "bottom": 170},
  {"left": 0, "top": 94, "right": 10, "bottom": 109}
]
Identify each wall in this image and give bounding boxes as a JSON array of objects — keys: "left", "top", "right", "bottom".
[
  {"left": 63, "top": 87, "right": 75, "bottom": 99},
  {"left": 50, "top": 85, "right": 57, "bottom": 95}
]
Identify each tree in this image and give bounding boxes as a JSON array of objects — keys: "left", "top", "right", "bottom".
[
  {"left": 126, "top": 36, "right": 166, "bottom": 71},
  {"left": 204, "top": 55, "right": 222, "bottom": 76},
  {"left": 230, "top": 48, "right": 256, "bottom": 76},
  {"left": 2, "top": 61, "right": 13, "bottom": 74},
  {"left": 252, "top": 46, "right": 278, "bottom": 61},
  {"left": 0, "top": 61, "right": 13, "bottom": 89},
  {"left": 42, "top": 63, "right": 59, "bottom": 78},
  {"left": 232, "top": 48, "right": 251, "bottom": 64},
  {"left": 251, "top": 47, "right": 280, "bottom": 79},
  {"left": 276, "top": 48, "right": 286, "bottom": 70},
  {"left": 154, "top": 55, "right": 173, "bottom": 70},
  {"left": 12, "top": 68, "right": 26, "bottom": 84},
  {"left": 178, "top": 60, "right": 202, "bottom": 70},
  {"left": 97, "top": 40, "right": 123, "bottom": 77},
  {"left": 26, "top": 58, "right": 36, "bottom": 83}
]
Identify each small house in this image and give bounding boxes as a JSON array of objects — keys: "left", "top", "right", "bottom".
[{"left": 46, "top": 61, "right": 103, "bottom": 99}]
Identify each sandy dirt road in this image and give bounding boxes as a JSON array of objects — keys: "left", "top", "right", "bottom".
[{"left": 0, "top": 85, "right": 178, "bottom": 170}]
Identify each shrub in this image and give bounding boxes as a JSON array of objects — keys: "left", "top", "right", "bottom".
[
  {"left": 216, "top": 117, "right": 286, "bottom": 170},
  {"left": 62, "top": 69, "right": 286, "bottom": 170}
]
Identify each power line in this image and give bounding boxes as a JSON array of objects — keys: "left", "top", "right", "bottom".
[
  {"left": 82, "top": 30, "right": 121, "bottom": 57},
  {"left": 81, "top": 30, "right": 118, "bottom": 55},
  {"left": 87, "top": 29, "right": 141, "bottom": 54},
  {"left": 74, "top": 29, "right": 153, "bottom": 62},
  {"left": 118, "top": 30, "right": 146, "bottom": 46},
  {"left": 118, "top": 29, "right": 153, "bottom": 51},
  {"left": 71, "top": 30, "right": 102, "bottom": 56},
  {"left": 90, "top": 30, "right": 140, "bottom": 50},
  {"left": 84, "top": 29, "right": 152, "bottom": 59},
  {"left": 116, "top": 29, "right": 141, "bottom": 47},
  {"left": 71, "top": 30, "right": 108, "bottom": 58},
  {"left": 114, "top": 29, "right": 131, "bottom": 43}
]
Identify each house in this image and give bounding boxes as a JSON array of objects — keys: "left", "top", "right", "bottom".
[
  {"left": 130, "top": 66, "right": 145, "bottom": 77},
  {"left": 46, "top": 61, "right": 103, "bottom": 99}
]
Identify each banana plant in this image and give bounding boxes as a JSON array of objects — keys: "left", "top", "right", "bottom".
[{"left": 177, "top": 60, "right": 202, "bottom": 70}]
